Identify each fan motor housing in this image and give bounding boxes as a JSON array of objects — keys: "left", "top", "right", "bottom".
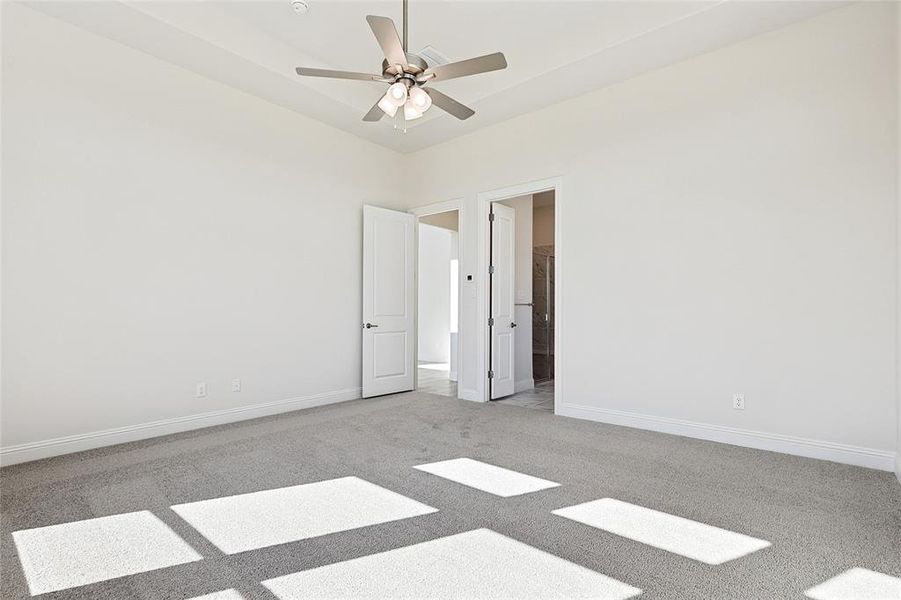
[{"left": 382, "top": 53, "right": 428, "bottom": 78}]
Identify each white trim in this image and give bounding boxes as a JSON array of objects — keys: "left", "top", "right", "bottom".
[
  {"left": 410, "top": 199, "right": 463, "bottom": 218},
  {"left": 411, "top": 199, "right": 467, "bottom": 401},
  {"left": 557, "top": 402, "right": 896, "bottom": 472},
  {"left": 460, "top": 389, "right": 480, "bottom": 402},
  {"left": 477, "top": 177, "right": 563, "bottom": 407},
  {"left": 514, "top": 378, "right": 535, "bottom": 393},
  {"left": 0, "top": 387, "right": 361, "bottom": 466}
]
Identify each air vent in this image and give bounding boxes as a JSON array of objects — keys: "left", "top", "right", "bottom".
[{"left": 416, "top": 46, "right": 450, "bottom": 68}]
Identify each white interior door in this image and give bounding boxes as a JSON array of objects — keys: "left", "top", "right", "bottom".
[
  {"left": 490, "top": 203, "right": 516, "bottom": 399},
  {"left": 362, "top": 205, "right": 415, "bottom": 398}
]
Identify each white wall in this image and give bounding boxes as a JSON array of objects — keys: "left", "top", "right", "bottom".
[
  {"left": 896, "top": 1, "right": 901, "bottom": 482},
  {"left": 2, "top": 3, "right": 898, "bottom": 473},
  {"left": 0, "top": 5, "right": 405, "bottom": 460},
  {"left": 418, "top": 223, "right": 452, "bottom": 363},
  {"left": 499, "top": 195, "right": 533, "bottom": 391},
  {"left": 410, "top": 3, "right": 899, "bottom": 469}
]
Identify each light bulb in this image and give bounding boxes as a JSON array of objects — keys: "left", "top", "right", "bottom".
[
  {"left": 378, "top": 93, "right": 398, "bottom": 117},
  {"left": 409, "top": 86, "right": 431, "bottom": 112},
  {"left": 403, "top": 99, "right": 422, "bottom": 121},
  {"left": 387, "top": 82, "right": 408, "bottom": 107}
]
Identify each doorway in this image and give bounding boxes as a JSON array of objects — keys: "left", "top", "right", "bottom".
[
  {"left": 416, "top": 210, "right": 460, "bottom": 398},
  {"left": 487, "top": 189, "right": 556, "bottom": 411},
  {"left": 531, "top": 190, "right": 555, "bottom": 384}
]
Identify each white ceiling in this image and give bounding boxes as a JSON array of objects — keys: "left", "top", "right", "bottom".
[{"left": 25, "top": 0, "right": 844, "bottom": 153}]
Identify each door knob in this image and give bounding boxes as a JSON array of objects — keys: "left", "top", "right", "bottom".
[
  {"left": 511, "top": 322, "right": 517, "bottom": 328},
  {"left": 364, "top": 323, "right": 379, "bottom": 329}
]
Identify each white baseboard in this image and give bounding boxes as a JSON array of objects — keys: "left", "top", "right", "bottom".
[
  {"left": 459, "top": 389, "right": 481, "bottom": 402},
  {"left": 0, "top": 387, "right": 361, "bottom": 467},
  {"left": 449, "top": 370, "right": 458, "bottom": 382},
  {"left": 556, "top": 402, "right": 896, "bottom": 472},
  {"left": 514, "top": 378, "right": 535, "bottom": 393}
]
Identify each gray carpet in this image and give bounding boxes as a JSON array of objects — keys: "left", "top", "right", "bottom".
[{"left": 2, "top": 391, "right": 899, "bottom": 599}]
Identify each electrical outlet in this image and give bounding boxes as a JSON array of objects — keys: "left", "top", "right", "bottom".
[
  {"left": 232, "top": 378, "right": 241, "bottom": 392},
  {"left": 196, "top": 382, "right": 207, "bottom": 398},
  {"left": 733, "top": 393, "right": 745, "bottom": 410}
]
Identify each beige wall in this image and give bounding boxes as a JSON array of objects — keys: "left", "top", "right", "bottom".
[
  {"left": 532, "top": 190, "right": 556, "bottom": 249},
  {"left": 419, "top": 210, "right": 459, "bottom": 231},
  {"left": 533, "top": 205, "right": 555, "bottom": 248}
]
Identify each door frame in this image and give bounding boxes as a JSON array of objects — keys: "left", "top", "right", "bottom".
[
  {"left": 410, "top": 198, "right": 465, "bottom": 398},
  {"left": 477, "top": 176, "right": 563, "bottom": 408}
]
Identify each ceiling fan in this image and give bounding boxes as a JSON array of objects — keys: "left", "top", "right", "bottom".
[{"left": 295, "top": 0, "right": 507, "bottom": 124}]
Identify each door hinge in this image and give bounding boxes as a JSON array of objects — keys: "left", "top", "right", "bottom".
[
  {"left": 488, "top": 317, "right": 495, "bottom": 327},
  {"left": 488, "top": 370, "right": 494, "bottom": 379},
  {"left": 488, "top": 265, "right": 495, "bottom": 274},
  {"left": 488, "top": 212, "right": 495, "bottom": 222}
]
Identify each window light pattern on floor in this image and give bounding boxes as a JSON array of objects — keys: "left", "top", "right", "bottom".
[
  {"left": 171, "top": 476, "right": 437, "bottom": 554},
  {"left": 553, "top": 498, "right": 770, "bottom": 565},
  {"left": 187, "top": 590, "right": 248, "bottom": 600},
  {"left": 805, "top": 568, "right": 901, "bottom": 600},
  {"left": 11, "top": 510, "right": 202, "bottom": 595},
  {"left": 414, "top": 458, "right": 560, "bottom": 497},
  {"left": 14, "top": 461, "right": 893, "bottom": 600},
  {"left": 263, "top": 528, "right": 641, "bottom": 600}
]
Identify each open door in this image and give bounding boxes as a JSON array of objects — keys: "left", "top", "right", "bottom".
[
  {"left": 362, "top": 205, "right": 415, "bottom": 398},
  {"left": 490, "top": 203, "right": 516, "bottom": 399}
]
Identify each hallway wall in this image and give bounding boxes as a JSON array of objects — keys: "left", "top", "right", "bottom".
[{"left": 418, "top": 224, "right": 453, "bottom": 363}]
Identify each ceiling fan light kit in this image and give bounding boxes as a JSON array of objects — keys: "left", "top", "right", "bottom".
[
  {"left": 409, "top": 86, "right": 431, "bottom": 111},
  {"left": 386, "top": 81, "right": 409, "bottom": 107},
  {"left": 377, "top": 94, "right": 399, "bottom": 117},
  {"left": 295, "top": 0, "right": 507, "bottom": 127},
  {"left": 403, "top": 100, "right": 422, "bottom": 121}
]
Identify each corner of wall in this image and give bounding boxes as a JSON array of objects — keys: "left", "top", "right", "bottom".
[{"left": 896, "top": 0, "right": 901, "bottom": 485}]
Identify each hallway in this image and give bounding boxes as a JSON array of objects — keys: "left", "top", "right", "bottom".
[
  {"left": 495, "top": 380, "right": 554, "bottom": 412},
  {"left": 417, "top": 362, "right": 457, "bottom": 398}
]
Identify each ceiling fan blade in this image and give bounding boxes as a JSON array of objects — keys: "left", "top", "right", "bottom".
[
  {"left": 366, "top": 15, "right": 408, "bottom": 68},
  {"left": 295, "top": 67, "right": 389, "bottom": 82},
  {"left": 421, "top": 52, "right": 507, "bottom": 82},
  {"left": 363, "top": 97, "right": 386, "bottom": 122},
  {"left": 424, "top": 88, "right": 475, "bottom": 120}
]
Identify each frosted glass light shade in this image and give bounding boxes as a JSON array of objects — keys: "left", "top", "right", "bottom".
[
  {"left": 387, "top": 82, "right": 408, "bottom": 107},
  {"left": 378, "top": 94, "right": 398, "bottom": 117},
  {"left": 403, "top": 100, "right": 422, "bottom": 120},
  {"left": 409, "top": 86, "right": 432, "bottom": 111}
]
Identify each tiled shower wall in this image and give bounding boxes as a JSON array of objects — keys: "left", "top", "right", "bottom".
[{"left": 533, "top": 245, "right": 555, "bottom": 381}]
